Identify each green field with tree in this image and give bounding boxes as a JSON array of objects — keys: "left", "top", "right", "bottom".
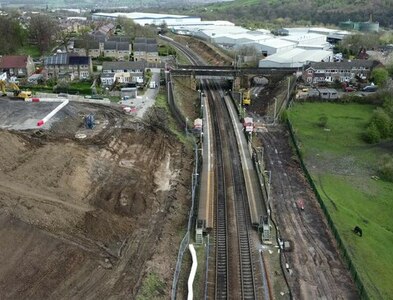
[{"left": 288, "top": 102, "right": 393, "bottom": 299}]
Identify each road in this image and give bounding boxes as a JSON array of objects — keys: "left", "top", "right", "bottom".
[{"left": 120, "top": 68, "right": 161, "bottom": 118}]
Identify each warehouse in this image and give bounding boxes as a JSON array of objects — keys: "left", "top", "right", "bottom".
[
  {"left": 258, "top": 48, "right": 333, "bottom": 68},
  {"left": 252, "top": 38, "right": 297, "bottom": 56},
  {"left": 281, "top": 33, "right": 328, "bottom": 46}
]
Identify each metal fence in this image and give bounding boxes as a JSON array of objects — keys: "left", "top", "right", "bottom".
[
  {"left": 286, "top": 119, "right": 369, "bottom": 300},
  {"left": 169, "top": 73, "right": 201, "bottom": 300}
]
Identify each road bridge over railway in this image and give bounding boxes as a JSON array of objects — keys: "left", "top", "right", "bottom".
[{"left": 171, "top": 65, "right": 298, "bottom": 79}]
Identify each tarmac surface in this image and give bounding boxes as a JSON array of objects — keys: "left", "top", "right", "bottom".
[{"left": 0, "top": 99, "right": 62, "bottom": 130}]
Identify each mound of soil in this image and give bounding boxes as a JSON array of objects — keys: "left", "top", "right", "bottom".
[{"left": 0, "top": 104, "right": 192, "bottom": 298}]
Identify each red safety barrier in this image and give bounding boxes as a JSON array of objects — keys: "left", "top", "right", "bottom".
[{"left": 32, "top": 98, "right": 40, "bottom": 102}]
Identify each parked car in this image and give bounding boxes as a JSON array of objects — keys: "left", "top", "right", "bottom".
[{"left": 362, "top": 85, "right": 378, "bottom": 92}]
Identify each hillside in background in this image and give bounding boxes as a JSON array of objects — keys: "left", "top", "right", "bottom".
[
  {"left": 184, "top": 0, "right": 393, "bottom": 28},
  {"left": 0, "top": 0, "right": 230, "bottom": 9}
]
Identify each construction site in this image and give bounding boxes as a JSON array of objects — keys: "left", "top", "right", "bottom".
[{"left": 0, "top": 97, "right": 193, "bottom": 298}]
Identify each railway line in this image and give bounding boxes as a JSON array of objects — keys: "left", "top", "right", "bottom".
[
  {"left": 161, "top": 34, "right": 267, "bottom": 298},
  {"left": 164, "top": 33, "right": 359, "bottom": 300}
]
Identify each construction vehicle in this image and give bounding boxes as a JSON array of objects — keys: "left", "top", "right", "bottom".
[
  {"left": 0, "top": 72, "right": 32, "bottom": 100},
  {"left": 242, "top": 89, "right": 251, "bottom": 105}
]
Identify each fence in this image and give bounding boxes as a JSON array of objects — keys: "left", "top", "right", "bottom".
[
  {"left": 286, "top": 119, "right": 369, "bottom": 300},
  {"left": 169, "top": 73, "right": 201, "bottom": 300}
]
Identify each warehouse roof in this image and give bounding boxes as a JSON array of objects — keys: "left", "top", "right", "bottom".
[
  {"left": 260, "top": 48, "right": 332, "bottom": 65},
  {"left": 257, "top": 38, "right": 297, "bottom": 49},
  {"left": 93, "top": 12, "right": 192, "bottom": 20},
  {"left": 281, "top": 33, "right": 326, "bottom": 43}
]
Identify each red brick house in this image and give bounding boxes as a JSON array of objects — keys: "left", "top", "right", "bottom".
[{"left": 0, "top": 55, "right": 35, "bottom": 77}]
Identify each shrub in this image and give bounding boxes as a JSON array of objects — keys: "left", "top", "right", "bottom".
[
  {"left": 363, "top": 122, "right": 381, "bottom": 143},
  {"left": 371, "top": 108, "right": 392, "bottom": 139},
  {"left": 317, "top": 114, "right": 328, "bottom": 128},
  {"left": 378, "top": 155, "right": 393, "bottom": 182}
]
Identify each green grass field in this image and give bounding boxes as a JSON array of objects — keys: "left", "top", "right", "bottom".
[{"left": 288, "top": 102, "right": 393, "bottom": 300}]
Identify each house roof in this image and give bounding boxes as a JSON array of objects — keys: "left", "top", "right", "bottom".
[
  {"left": 134, "top": 37, "right": 147, "bottom": 43},
  {"left": 309, "top": 60, "right": 378, "bottom": 70},
  {"left": 102, "top": 61, "right": 146, "bottom": 71},
  {"left": 133, "top": 43, "right": 157, "bottom": 53},
  {"left": 147, "top": 44, "right": 158, "bottom": 52},
  {"left": 74, "top": 40, "right": 100, "bottom": 49},
  {"left": 89, "top": 33, "right": 106, "bottom": 43},
  {"left": 44, "top": 53, "right": 68, "bottom": 65},
  {"left": 0, "top": 55, "right": 29, "bottom": 68},
  {"left": 104, "top": 41, "right": 117, "bottom": 50},
  {"left": 108, "top": 36, "right": 131, "bottom": 43},
  {"left": 117, "top": 42, "right": 130, "bottom": 51},
  {"left": 69, "top": 56, "right": 90, "bottom": 65},
  {"left": 133, "top": 43, "right": 147, "bottom": 52}
]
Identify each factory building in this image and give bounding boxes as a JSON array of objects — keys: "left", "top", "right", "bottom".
[{"left": 258, "top": 48, "right": 333, "bottom": 68}]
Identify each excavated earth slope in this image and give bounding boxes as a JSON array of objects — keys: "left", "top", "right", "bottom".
[{"left": 0, "top": 103, "right": 192, "bottom": 299}]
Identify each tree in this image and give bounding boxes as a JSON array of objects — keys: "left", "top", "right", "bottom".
[
  {"left": 371, "top": 67, "right": 389, "bottom": 87},
  {"left": 0, "top": 16, "right": 26, "bottom": 54},
  {"left": 29, "top": 14, "right": 59, "bottom": 54}
]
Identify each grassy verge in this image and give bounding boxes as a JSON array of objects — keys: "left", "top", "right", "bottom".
[
  {"left": 154, "top": 90, "right": 192, "bottom": 146},
  {"left": 16, "top": 45, "right": 41, "bottom": 58},
  {"left": 136, "top": 272, "right": 166, "bottom": 300},
  {"left": 288, "top": 102, "right": 393, "bottom": 299}
]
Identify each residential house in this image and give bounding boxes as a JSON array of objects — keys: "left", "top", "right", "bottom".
[
  {"left": 100, "top": 73, "right": 116, "bottom": 87},
  {"left": 102, "top": 61, "right": 146, "bottom": 85},
  {"left": 103, "top": 41, "right": 131, "bottom": 60},
  {"left": 73, "top": 40, "right": 101, "bottom": 58},
  {"left": 44, "top": 53, "right": 92, "bottom": 80},
  {"left": 133, "top": 37, "right": 160, "bottom": 63},
  {"left": 0, "top": 55, "right": 35, "bottom": 77},
  {"left": 303, "top": 60, "right": 379, "bottom": 84}
]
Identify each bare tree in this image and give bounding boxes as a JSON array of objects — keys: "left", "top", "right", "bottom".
[{"left": 29, "top": 14, "right": 59, "bottom": 54}]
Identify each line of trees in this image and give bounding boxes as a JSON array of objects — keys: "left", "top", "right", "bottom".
[{"left": 0, "top": 14, "right": 58, "bottom": 56}]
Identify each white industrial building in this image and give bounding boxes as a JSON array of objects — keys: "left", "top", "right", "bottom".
[
  {"left": 258, "top": 48, "right": 333, "bottom": 68},
  {"left": 254, "top": 38, "right": 297, "bottom": 56},
  {"left": 92, "top": 12, "right": 201, "bottom": 26},
  {"left": 281, "top": 33, "right": 328, "bottom": 46}
]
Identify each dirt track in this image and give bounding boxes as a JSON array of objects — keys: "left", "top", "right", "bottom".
[
  {"left": 0, "top": 101, "right": 192, "bottom": 299},
  {"left": 258, "top": 126, "right": 358, "bottom": 299}
]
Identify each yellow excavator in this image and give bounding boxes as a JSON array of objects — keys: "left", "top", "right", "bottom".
[
  {"left": 0, "top": 73, "right": 32, "bottom": 100},
  {"left": 242, "top": 89, "right": 251, "bottom": 105}
]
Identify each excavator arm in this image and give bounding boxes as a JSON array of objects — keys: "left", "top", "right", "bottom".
[{"left": 0, "top": 79, "right": 31, "bottom": 99}]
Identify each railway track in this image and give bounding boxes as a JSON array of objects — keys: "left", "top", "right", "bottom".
[
  {"left": 162, "top": 34, "right": 260, "bottom": 299},
  {"left": 207, "top": 83, "right": 256, "bottom": 299},
  {"left": 206, "top": 86, "right": 229, "bottom": 299}
]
